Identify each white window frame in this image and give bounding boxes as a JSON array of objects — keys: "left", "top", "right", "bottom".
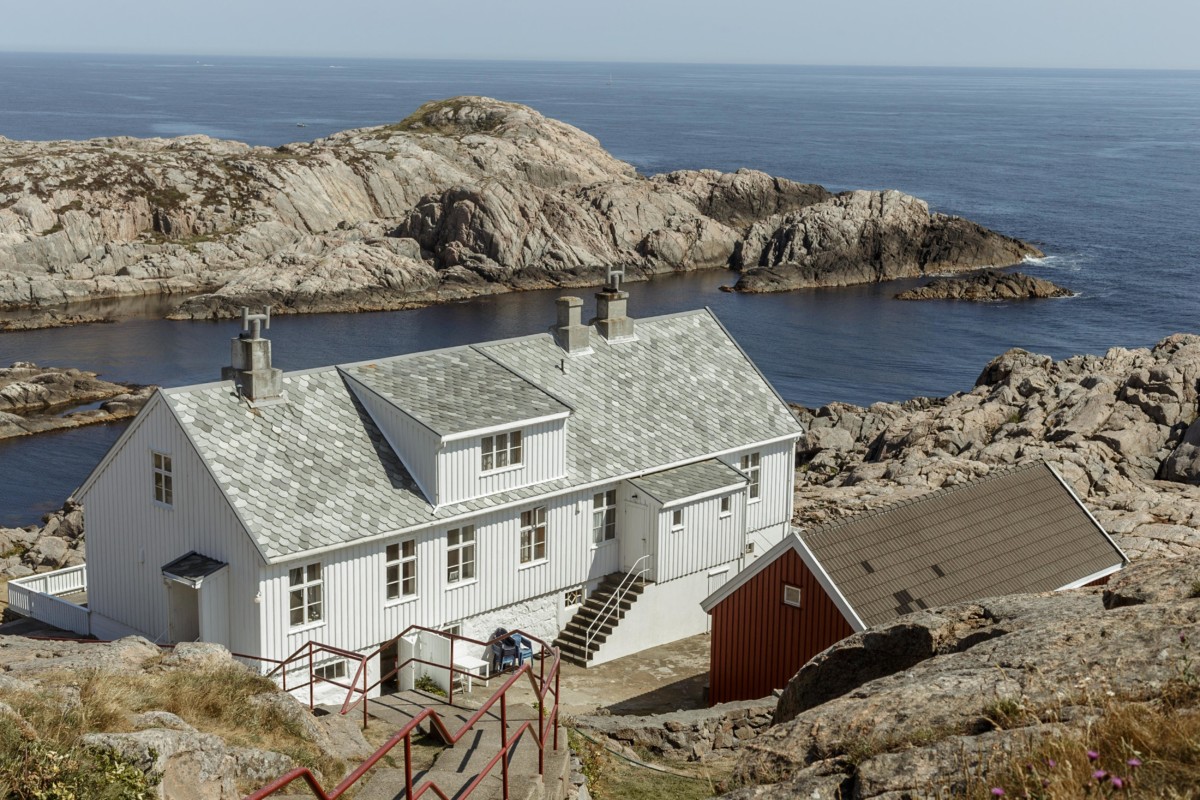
[
  {"left": 288, "top": 562, "right": 324, "bottom": 628},
  {"left": 671, "top": 508, "right": 684, "bottom": 532},
  {"left": 314, "top": 659, "right": 346, "bottom": 682},
  {"left": 386, "top": 539, "right": 417, "bottom": 601},
  {"left": 447, "top": 525, "right": 476, "bottom": 585},
  {"left": 481, "top": 430, "right": 523, "bottom": 473},
  {"left": 520, "top": 506, "right": 547, "bottom": 565},
  {"left": 592, "top": 490, "right": 617, "bottom": 545},
  {"left": 783, "top": 584, "right": 802, "bottom": 608},
  {"left": 152, "top": 451, "right": 174, "bottom": 507},
  {"left": 719, "top": 495, "right": 732, "bottom": 517},
  {"left": 741, "top": 452, "right": 762, "bottom": 502}
]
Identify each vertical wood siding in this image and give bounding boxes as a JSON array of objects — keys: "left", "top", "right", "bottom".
[
  {"left": 723, "top": 440, "right": 795, "bottom": 539},
  {"left": 437, "top": 420, "right": 566, "bottom": 505},
  {"left": 344, "top": 380, "right": 439, "bottom": 502},
  {"left": 259, "top": 485, "right": 615, "bottom": 661},
  {"left": 654, "top": 492, "right": 743, "bottom": 583},
  {"left": 80, "top": 399, "right": 264, "bottom": 654},
  {"left": 708, "top": 548, "right": 853, "bottom": 705}
]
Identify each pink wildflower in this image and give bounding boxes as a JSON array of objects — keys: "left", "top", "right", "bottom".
[
  {"left": 1111, "top": 776, "right": 1125, "bottom": 789},
  {"left": 990, "top": 789, "right": 1005, "bottom": 797},
  {"left": 1126, "top": 757, "right": 1142, "bottom": 768},
  {"left": 1087, "top": 750, "right": 1100, "bottom": 761},
  {"left": 1093, "top": 769, "right": 1108, "bottom": 781}
]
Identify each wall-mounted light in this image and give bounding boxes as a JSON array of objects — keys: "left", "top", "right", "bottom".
[{"left": 253, "top": 592, "right": 262, "bottom": 605}]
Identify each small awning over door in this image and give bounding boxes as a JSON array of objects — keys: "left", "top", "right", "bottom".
[{"left": 162, "top": 551, "right": 228, "bottom": 588}]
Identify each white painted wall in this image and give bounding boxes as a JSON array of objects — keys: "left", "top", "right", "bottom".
[
  {"left": 79, "top": 396, "right": 264, "bottom": 653},
  {"left": 257, "top": 485, "right": 618, "bottom": 665},
  {"left": 344, "top": 377, "right": 439, "bottom": 503},
  {"left": 654, "top": 490, "right": 743, "bottom": 583},
  {"left": 588, "top": 562, "right": 736, "bottom": 666},
  {"left": 436, "top": 419, "right": 567, "bottom": 506},
  {"left": 722, "top": 439, "right": 795, "bottom": 536}
]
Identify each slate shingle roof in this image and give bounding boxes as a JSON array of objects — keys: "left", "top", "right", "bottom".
[
  {"left": 802, "top": 462, "right": 1127, "bottom": 628},
  {"left": 629, "top": 459, "right": 747, "bottom": 506},
  {"left": 165, "top": 309, "right": 802, "bottom": 563},
  {"left": 341, "top": 348, "right": 569, "bottom": 436}
]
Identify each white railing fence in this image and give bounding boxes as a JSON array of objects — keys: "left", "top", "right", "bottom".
[{"left": 6, "top": 564, "right": 90, "bottom": 636}]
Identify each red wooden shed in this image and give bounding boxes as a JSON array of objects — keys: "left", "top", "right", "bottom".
[{"left": 701, "top": 462, "right": 1128, "bottom": 705}]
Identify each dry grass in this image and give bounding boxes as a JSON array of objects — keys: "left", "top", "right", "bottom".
[
  {"left": 962, "top": 681, "right": 1200, "bottom": 798},
  {"left": 0, "top": 661, "right": 346, "bottom": 797}
]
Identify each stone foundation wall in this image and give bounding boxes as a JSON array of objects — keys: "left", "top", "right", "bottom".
[{"left": 570, "top": 697, "right": 776, "bottom": 762}]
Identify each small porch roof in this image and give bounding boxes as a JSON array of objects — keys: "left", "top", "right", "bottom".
[
  {"left": 628, "top": 459, "right": 747, "bottom": 507},
  {"left": 162, "top": 551, "right": 228, "bottom": 588}
]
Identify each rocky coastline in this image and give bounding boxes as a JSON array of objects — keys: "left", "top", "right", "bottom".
[
  {"left": 1, "top": 97, "right": 1039, "bottom": 321},
  {"left": 0, "top": 362, "right": 154, "bottom": 441},
  {"left": 895, "top": 268, "right": 1073, "bottom": 301}
]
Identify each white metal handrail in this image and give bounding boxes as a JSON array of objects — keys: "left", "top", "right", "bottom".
[{"left": 586, "top": 555, "right": 649, "bottom": 654}]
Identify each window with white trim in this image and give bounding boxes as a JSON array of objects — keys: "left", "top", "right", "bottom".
[
  {"left": 386, "top": 539, "right": 417, "bottom": 600},
  {"left": 447, "top": 525, "right": 475, "bottom": 584},
  {"left": 152, "top": 451, "right": 174, "bottom": 506},
  {"left": 314, "top": 659, "right": 346, "bottom": 681},
  {"left": 783, "top": 584, "right": 802, "bottom": 608},
  {"left": 741, "top": 452, "right": 761, "bottom": 501},
  {"left": 719, "top": 496, "right": 732, "bottom": 517},
  {"left": 481, "top": 430, "right": 523, "bottom": 471},
  {"left": 592, "top": 490, "right": 617, "bottom": 545},
  {"left": 671, "top": 509, "right": 684, "bottom": 531},
  {"left": 520, "top": 506, "right": 547, "bottom": 564},
  {"left": 288, "top": 562, "right": 323, "bottom": 627}
]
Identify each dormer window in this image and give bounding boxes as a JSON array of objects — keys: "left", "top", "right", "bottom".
[{"left": 482, "top": 430, "right": 523, "bottom": 472}]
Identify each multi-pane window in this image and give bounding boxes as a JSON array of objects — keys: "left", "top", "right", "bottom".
[
  {"left": 520, "top": 506, "right": 547, "bottom": 564},
  {"left": 671, "top": 509, "right": 684, "bottom": 531},
  {"left": 481, "top": 430, "right": 523, "bottom": 471},
  {"left": 447, "top": 526, "right": 476, "bottom": 584},
  {"left": 720, "top": 496, "right": 732, "bottom": 517},
  {"left": 741, "top": 452, "right": 761, "bottom": 501},
  {"left": 592, "top": 490, "right": 617, "bottom": 544},
  {"left": 152, "top": 451, "right": 173, "bottom": 506},
  {"left": 288, "top": 562, "right": 323, "bottom": 627},
  {"left": 315, "top": 659, "right": 346, "bottom": 681},
  {"left": 386, "top": 540, "right": 417, "bottom": 600}
]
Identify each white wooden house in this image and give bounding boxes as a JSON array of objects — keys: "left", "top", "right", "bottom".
[{"left": 18, "top": 280, "right": 803, "bottom": 699}]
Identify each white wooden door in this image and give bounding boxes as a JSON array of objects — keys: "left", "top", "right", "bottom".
[{"left": 622, "top": 498, "right": 652, "bottom": 575}]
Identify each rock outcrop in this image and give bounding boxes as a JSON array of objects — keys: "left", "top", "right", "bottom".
[
  {"left": 0, "top": 97, "right": 1038, "bottom": 319},
  {"left": 0, "top": 637, "right": 368, "bottom": 799},
  {"left": 1, "top": 499, "right": 85, "bottom": 579},
  {"left": 723, "top": 555, "right": 1200, "bottom": 798},
  {"left": 792, "top": 332, "right": 1200, "bottom": 560},
  {"left": 730, "top": 191, "right": 1040, "bottom": 293},
  {"left": 0, "top": 361, "right": 154, "bottom": 440},
  {"left": 895, "top": 269, "right": 1073, "bottom": 301}
]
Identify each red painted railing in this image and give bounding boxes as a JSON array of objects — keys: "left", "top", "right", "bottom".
[{"left": 245, "top": 628, "right": 561, "bottom": 800}]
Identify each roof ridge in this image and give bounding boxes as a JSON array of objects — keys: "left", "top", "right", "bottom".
[{"left": 804, "top": 461, "right": 1046, "bottom": 544}]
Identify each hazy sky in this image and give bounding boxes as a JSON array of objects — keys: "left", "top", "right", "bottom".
[{"left": 3, "top": 0, "right": 1196, "bottom": 70}]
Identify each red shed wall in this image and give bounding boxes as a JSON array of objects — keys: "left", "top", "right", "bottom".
[{"left": 709, "top": 548, "right": 854, "bottom": 705}]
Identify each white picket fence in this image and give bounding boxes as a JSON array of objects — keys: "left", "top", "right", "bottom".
[{"left": 6, "top": 564, "right": 90, "bottom": 636}]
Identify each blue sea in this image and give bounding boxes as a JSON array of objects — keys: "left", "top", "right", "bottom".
[{"left": 1, "top": 53, "right": 1199, "bottom": 525}]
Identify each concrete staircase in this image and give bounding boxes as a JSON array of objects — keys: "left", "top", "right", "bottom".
[
  {"left": 553, "top": 573, "right": 647, "bottom": 667},
  {"left": 319, "top": 685, "right": 569, "bottom": 800}
]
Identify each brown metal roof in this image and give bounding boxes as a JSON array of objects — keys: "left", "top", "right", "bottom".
[{"left": 802, "top": 462, "right": 1126, "bottom": 628}]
